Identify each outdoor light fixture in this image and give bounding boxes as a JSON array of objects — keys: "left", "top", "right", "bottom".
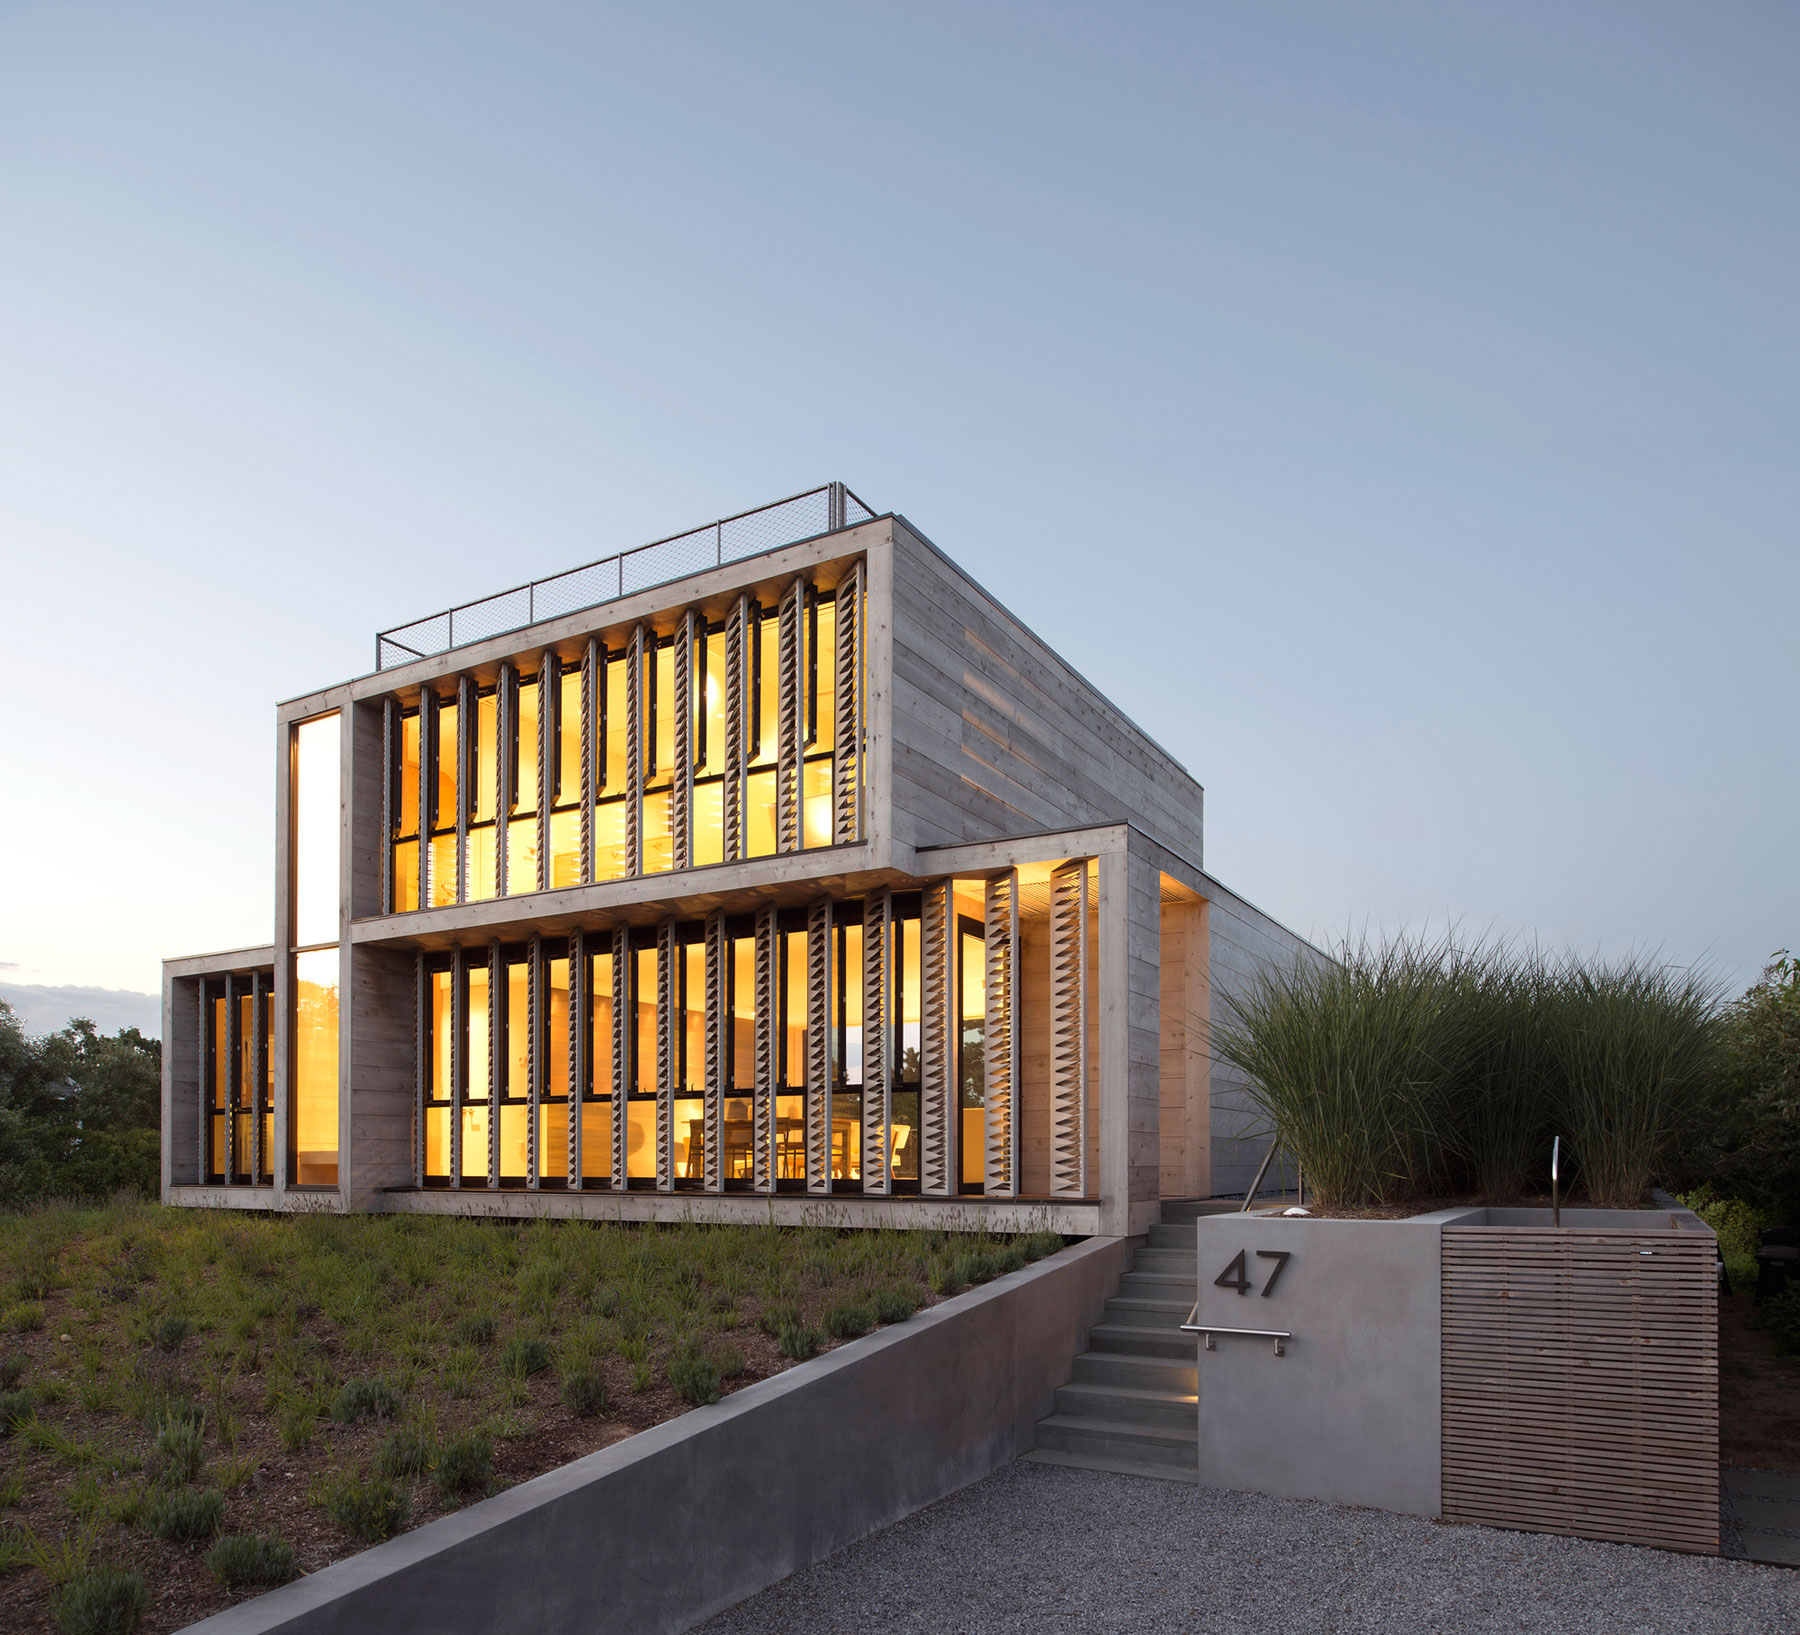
[{"left": 1551, "top": 1135, "right": 1561, "bottom": 1228}]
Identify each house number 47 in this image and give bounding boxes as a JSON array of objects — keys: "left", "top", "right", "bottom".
[{"left": 1214, "top": 1249, "right": 1291, "bottom": 1297}]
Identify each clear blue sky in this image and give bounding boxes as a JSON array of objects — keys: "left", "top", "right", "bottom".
[{"left": 1, "top": 1, "right": 1794, "bottom": 1035}]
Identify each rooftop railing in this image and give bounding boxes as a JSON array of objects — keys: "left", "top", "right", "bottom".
[{"left": 375, "top": 481, "right": 877, "bottom": 670}]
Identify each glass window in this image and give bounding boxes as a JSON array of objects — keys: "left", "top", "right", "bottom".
[
  {"left": 292, "top": 713, "right": 340, "bottom": 949},
  {"left": 603, "top": 654, "right": 629, "bottom": 794},
  {"left": 635, "top": 946, "right": 657, "bottom": 1094},
  {"left": 514, "top": 678, "right": 539, "bottom": 817},
  {"left": 959, "top": 927, "right": 986, "bottom": 1190},
  {"left": 545, "top": 955, "right": 571, "bottom": 1102},
  {"left": 731, "top": 936, "right": 756, "bottom": 1093},
  {"left": 683, "top": 941, "right": 705, "bottom": 1094},
  {"left": 472, "top": 691, "right": 497, "bottom": 822},
  {"left": 293, "top": 947, "right": 339, "bottom": 1185}
]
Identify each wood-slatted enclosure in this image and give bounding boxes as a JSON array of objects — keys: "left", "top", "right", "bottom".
[{"left": 1440, "top": 1227, "right": 1718, "bottom": 1553}]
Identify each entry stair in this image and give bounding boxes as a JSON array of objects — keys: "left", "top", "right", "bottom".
[{"left": 1023, "top": 1201, "right": 1222, "bottom": 1484}]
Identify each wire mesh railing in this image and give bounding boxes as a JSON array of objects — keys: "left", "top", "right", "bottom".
[{"left": 375, "top": 482, "right": 877, "bottom": 670}]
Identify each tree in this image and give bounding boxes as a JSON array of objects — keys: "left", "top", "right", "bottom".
[
  {"left": 1713, "top": 952, "right": 1800, "bottom": 1221},
  {"left": 0, "top": 1000, "right": 160, "bottom": 1206}
]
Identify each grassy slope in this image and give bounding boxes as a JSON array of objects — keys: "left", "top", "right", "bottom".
[{"left": 0, "top": 1201, "right": 1057, "bottom": 1634}]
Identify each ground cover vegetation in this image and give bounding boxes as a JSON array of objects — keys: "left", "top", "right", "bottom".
[
  {"left": 0, "top": 1199, "right": 1063, "bottom": 1633},
  {"left": 1216, "top": 934, "right": 1728, "bottom": 1210},
  {"left": 0, "top": 1003, "right": 160, "bottom": 1210}
]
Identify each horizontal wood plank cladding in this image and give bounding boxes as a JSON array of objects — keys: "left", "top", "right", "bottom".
[
  {"left": 888, "top": 527, "right": 1205, "bottom": 861},
  {"left": 1440, "top": 1228, "right": 1717, "bottom": 1554}
]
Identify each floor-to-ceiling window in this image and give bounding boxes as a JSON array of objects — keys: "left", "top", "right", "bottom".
[
  {"left": 291, "top": 711, "right": 341, "bottom": 1187},
  {"left": 201, "top": 970, "right": 273, "bottom": 1186}
]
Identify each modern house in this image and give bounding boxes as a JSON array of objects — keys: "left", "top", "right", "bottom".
[{"left": 161, "top": 484, "right": 1318, "bottom": 1236}]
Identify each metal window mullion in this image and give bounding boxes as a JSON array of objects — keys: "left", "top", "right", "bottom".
[
  {"left": 806, "top": 897, "right": 832, "bottom": 1194},
  {"left": 487, "top": 941, "right": 501, "bottom": 1190},
  {"left": 656, "top": 921, "right": 676, "bottom": 1191},
  {"left": 703, "top": 911, "right": 725, "bottom": 1192},
  {"left": 919, "top": 881, "right": 952, "bottom": 1197},
  {"left": 985, "top": 869, "right": 1019, "bottom": 1198},
  {"left": 611, "top": 927, "right": 630, "bottom": 1190},
  {"left": 381, "top": 698, "right": 395, "bottom": 914},
  {"left": 496, "top": 663, "right": 514, "bottom": 897},
  {"left": 753, "top": 907, "right": 776, "bottom": 1193},
  {"left": 862, "top": 890, "right": 891, "bottom": 1195},
  {"left": 569, "top": 928, "right": 586, "bottom": 1189},
  {"left": 537, "top": 653, "right": 553, "bottom": 893},
  {"left": 455, "top": 675, "right": 471, "bottom": 903}
]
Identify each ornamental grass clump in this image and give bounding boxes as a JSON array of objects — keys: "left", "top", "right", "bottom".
[
  {"left": 144, "top": 1487, "right": 224, "bottom": 1543},
  {"left": 321, "top": 1472, "right": 408, "bottom": 1542},
  {"left": 204, "top": 1533, "right": 297, "bottom": 1590},
  {"left": 52, "top": 1565, "right": 149, "bottom": 1635}
]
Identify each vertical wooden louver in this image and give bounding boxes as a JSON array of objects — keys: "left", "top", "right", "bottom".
[
  {"left": 805, "top": 897, "right": 833, "bottom": 1194},
  {"left": 580, "top": 639, "right": 597, "bottom": 884},
  {"left": 381, "top": 699, "right": 396, "bottom": 914},
  {"left": 526, "top": 934, "right": 542, "bottom": 1188},
  {"left": 536, "top": 653, "right": 553, "bottom": 893},
  {"left": 703, "top": 911, "right": 726, "bottom": 1192},
  {"left": 221, "top": 974, "right": 237, "bottom": 1184},
  {"left": 448, "top": 952, "right": 463, "bottom": 1187},
  {"left": 919, "top": 880, "right": 954, "bottom": 1197},
  {"left": 417, "top": 689, "right": 436, "bottom": 911},
  {"left": 610, "top": 926, "right": 630, "bottom": 1190},
  {"left": 724, "top": 595, "right": 748, "bottom": 863},
  {"left": 413, "top": 953, "right": 428, "bottom": 1188},
  {"left": 625, "top": 627, "right": 643, "bottom": 878},
  {"left": 861, "top": 889, "right": 892, "bottom": 1195},
  {"left": 251, "top": 974, "right": 268, "bottom": 1185},
  {"left": 776, "top": 580, "right": 803, "bottom": 853},
  {"left": 1440, "top": 1227, "right": 1719, "bottom": 1553},
  {"left": 1049, "top": 860, "right": 1090, "bottom": 1196},
  {"left": 568, "top": 927, "right": 586, "bottom": 1188},
  {"left": 485, "top": 941, "right": 502, "bottom": 1189},
  {"left": 671, "top": 614, "right": 694, "bottom": 871},
  {"left": 656, "top": 920, "right": 677, "bottom": 1191},
  {"left": 457, "top": 673, "right": 473, "bottom": 902},
  {"left": 833, "top": 562, "right": 862, "bottom": 844},
  {"left": 495, "top": 663, "right": 514, "bottom": 897},
  {"left": 983, "top": 870, "right": 1019, "bottom": 1198},
  {"left": 753, "top": 906, "right": 777, "bottom": 1193}
]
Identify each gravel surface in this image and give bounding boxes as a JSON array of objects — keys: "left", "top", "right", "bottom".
[{"left": 701, "top": 1461, "right": 1800, "bottom": 1635}]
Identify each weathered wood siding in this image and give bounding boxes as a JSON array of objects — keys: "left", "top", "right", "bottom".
[
  {"left": 1440, "top": 1227, "right": 1719, "bottom": 1553},
  {"left": 1158, "top": 896, "right": 1208, "bottom": 1199},
  {"left": 887, "top": 522, "right": 1206, "bottom": 865}
]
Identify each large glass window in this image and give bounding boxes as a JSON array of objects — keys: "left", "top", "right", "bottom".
[
  {"left": 466, "top": 688, "right": 499, "bottom": 902},
  {"left": 392, "top": 709, "right": 420, "bottom": 913},
  {"left": 777, "top": 928, "right": 808, "bottom": 1181},
  {"left": 507, "top": 677, "right": 540, "bottom": 896},
  {"left": 293, "top": 714, "right": 340, "bottom": 948},
  {"left": 803, "top": 593, "right": 837, "bottom": 849},
  {"left": 744, "top": 605, "right": 780, "bottom": 860},
  {"left": 958, "top": 923, "right": 986, "bottom": 1191},
  {"left": 595, "top": 650, "right": 630, "bottom": 882},
  {"left": 291, "top": 711, "right": 341, "bottom": 1187},
  {"left": 549, "top": 665, "right": 583, "bottom": 888},
  {"left": 293, "top": 948, "right": 340, "bottom": 1186}
]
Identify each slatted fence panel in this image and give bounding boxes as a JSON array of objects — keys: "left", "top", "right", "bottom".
[{"left": 1441, "top": 1227, "right": 1717, "bottom": 1554}]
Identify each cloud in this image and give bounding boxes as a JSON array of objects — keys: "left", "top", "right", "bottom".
[{"left": 0, "top": 984, "right": 161, "bottom": 1040}]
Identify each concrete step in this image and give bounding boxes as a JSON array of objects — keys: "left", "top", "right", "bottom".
[
  {"left": 1117, "top": 1270, "right": 1197, "bottom": 1302},
  {"left": 1087, "top": 1321, "right": 1196, "bottom": 1361},
  {"left": 1146, "top": 1222, "right": 1201, "bottom": 1249},
  {"left": 1032, "top": 1412, "right": 1197, "bottom": 1470},
  {"left": 1070, "top": 1348, "right": 1198, "bottom": 1393},
  {"left": 1104, "top": 1295, "right": 1191, "bottom": 1330},
  {"left": 1020, "top": 1446, "right": 1200, "bottom": 1485},
  {"left": 1159, "top": 1199, "right": 1246, "bottom": 1223},
  {"left": 1054, "top": 1380, "right": 1197, "bottom": 1433},
  {"left": 1131, "top": 1247, "right": 1201, "bottom": 1275}
]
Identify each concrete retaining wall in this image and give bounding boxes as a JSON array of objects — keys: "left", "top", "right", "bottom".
[{"left": 182, "top": 1235, "right": 1133, "bottom": 1635}]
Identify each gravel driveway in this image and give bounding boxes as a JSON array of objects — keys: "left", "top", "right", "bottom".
[{"left": 701, "top": 1461, "right": 1800, "bottom": 1635}]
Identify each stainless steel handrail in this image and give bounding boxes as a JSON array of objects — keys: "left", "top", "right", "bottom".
[{"left": 1181, "top": 1303, "right": 1290, "bottom": 1356}]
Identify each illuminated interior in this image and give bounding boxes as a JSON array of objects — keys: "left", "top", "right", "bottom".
[
  {"left": 290, "top": 711, "right": 342, "bottom": 1187},
  {"left": 388, "top": 573, "right": 860, "bottom": 911},
  {"left": 201, "top": 971, "right": 274, "bottom": 1186}
]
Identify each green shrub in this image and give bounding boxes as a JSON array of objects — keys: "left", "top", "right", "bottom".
[
  {"left": 453, "top": 1313, "right": 496, "bottom": 1346},
  {"left": 144, "top": 1486, "right": 224, "bottom": 1542},
  {"left": 277, "top": 1402, "right": 314, "bottom": 1452},
  {"left": 1679, "top": 1185, "right": 1770, "bottom": 1288},
  {"left": 0, "top": 1390, "right": 34, "bottom": 1436},
  {"left": 322, "top": 1473, "right": 408, "bottom": 1542},
  {"left": 560, "top": 1368, "right": 605, "bottom": 1418},
  {"left": 52, "top": 1565, "right": 148, "bottom": 1635},
  {"left": 9, "top": 1303, "right": 45, "bottom": 1333},
  {"left": 667, "top": 1348, "right": 721, "bottom": 1406},
  {"left": 0, "top": 1354, "right": 23, "bottom": 1390},
  {"left": 776, "top": 1322, "right": 818, "bottom": 1361},
  {"left": 1753, "top": 1288, "right": 1800, "bottom": 1358},
  {"left": 995, "top": 1243, "right": 1028, "bottom": 1276},
  {"left": 758, "top": 1301, "right": 799, "bottom": 1337},
  {"left": 152, "top": 1314, "right": 193, "bottom": 1353},
  {"left": 872, "top": 1286, "right": 918, "bottom": 1324},
  {"left": 149, "top": 1414, "right": 205, "bottom": 1485},
  {"left": 434, "top": 1432, "right": 492, "bottom": 1497},
  {"left": 1020, "top": 1231, "right": 1064, "bottom": 1263},
  {"left": 374, "top": 1425, "right": 434, "bottom": 1480},
  {"left": 331, "top": 1377, "right": 401, "bottom": 1425},
  {"left": 822, "top": 1301, "right": 873, "bottom": 1340},
  {"left": 500, "top": 1337, "right": 550, "bottom": 1378},
  {"left": 204, "top": 1533, "right": 297, "bottom": 1589}
]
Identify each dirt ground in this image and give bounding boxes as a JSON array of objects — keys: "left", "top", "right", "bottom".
[{"left": 1720, "top": 1290, "right": 1800, "bottom": 1473}]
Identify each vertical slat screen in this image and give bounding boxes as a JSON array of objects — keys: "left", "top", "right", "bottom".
[
  {"left": 753, "top": 906, "right": 777, "bottom": 1193},
  {"left": 984, "top": 870, "right": 1018, "bottom": 1197},
  {"left": 833, "top": 562, "right": 862, "bottom": 844},
  {"left": 495, "top": 663, "right": 513, "bottom": 897},
  {"left": 704, "top": 910, "right": 726, "bottom": 1192},
  {"left": 625, "top": 627, "right": 643, "bottom": 877},
  {"left": 221, "top": 974, "right": 237, "bottom": 1184},
  {"left": 805, "top": 897, "right": 833, "bottom": 1193},
  {"left": 456, "top": 674, "right": 472, "bottom": 903},
  {"left": 486, "top": 941, "right": 501, "bottom": 1189},
  {"left": 526, "top": 934, "right": 542, "bottom": 1189},
  {"left": 672, "top": 614, "right": 694, "bottom": 871},
  {"left": 610, "top": 926, "right": 630, "bottom": 1190},
  {"left": 919, "top": 880, "right": 953, "bottom": 1197},
  {"left": 449, "top": 949, "right": 464, "bottom": 1187},
  {"left": 381, "top": 698, "right": 395, "bottom": 914},
  {"left": 536, "top": 653, "right": 553, "bottom": 893},
  {"left": 413, "top": 952, "right": 427, "bottom": 1188},
  {"left": 777, "top": 580, "right": 803, "bottom": 853},
  {"left": 568, "top": 928, "right": 586, "bottom": 1188},
  {"left": 1049, "top": 860, "right": 1090, "bottom": 1197},
  {"left": 861, "top": 889, "right": 891, "bottom": 1195},
  {"left": 1440, "top": 1227, "right": 1718, "bottom": 1554},
  {"left": 418, "top": 691, "right": 436, "bottom": 910},
  {"left": 724, "top": 594, "right": 747, "bottom": 863},
  {"left": 581, "top": 639, "right": 597, "bottom": 884},
  {"left": 252, "top": 972, "right": 269, "bottom": 1185},
  {"left": 656, "top": 920, "right": 676, "bottom": 1191}
]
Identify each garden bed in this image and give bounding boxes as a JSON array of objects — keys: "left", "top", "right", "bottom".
[{"left": 0, "top": 1200, "right": 1059, "bottom": 1634}]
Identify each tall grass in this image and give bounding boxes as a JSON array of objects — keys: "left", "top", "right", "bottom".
[{"left": 1217, "top": 934, "right": 1723, "bottom": 1209}]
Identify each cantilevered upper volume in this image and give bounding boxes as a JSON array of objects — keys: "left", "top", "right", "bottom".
[{"left": 162, "top": 485, "right": 1320, "bottom": 1235}]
